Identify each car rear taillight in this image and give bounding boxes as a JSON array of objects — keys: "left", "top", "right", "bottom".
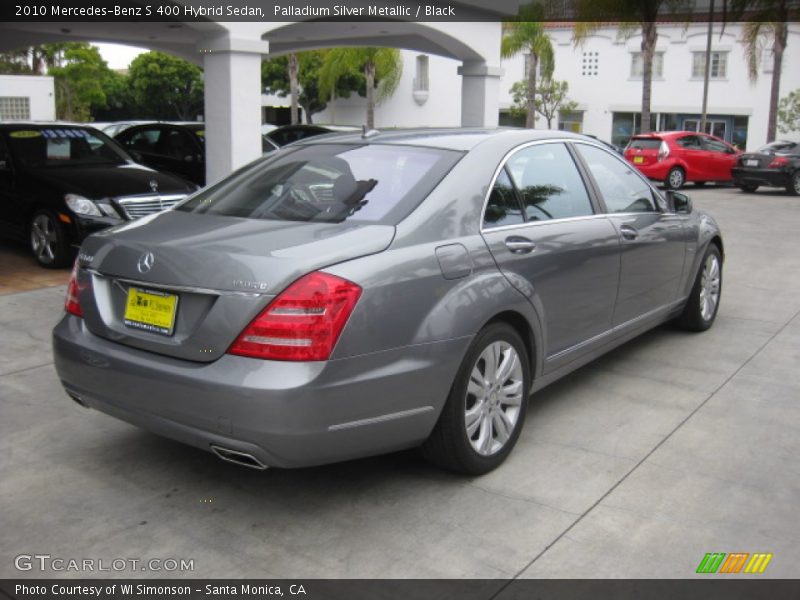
[
  {"left": 228, "top": 272, "right": 362, "bottom": 361},
  {"left": 768, "top": 156, "right": 789, "bottom": 168},
  {"left": 657, "top": 140, "right": 670, "bottom": 162},
  {"left": 65, "top": 260, "right": 83, "bottom": 317}
]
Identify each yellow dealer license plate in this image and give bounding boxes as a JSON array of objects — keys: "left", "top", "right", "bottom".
[
  {"left": 633, "top": 156, "right": 644, "bottom": 164},
  {"left": 124, "top": 287, "right": 178, "bottom": 336}
]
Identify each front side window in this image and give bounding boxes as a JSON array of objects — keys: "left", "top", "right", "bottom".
[
  {"left": 702, "top": 136, "right": 731, "bottom": 153},
  {"left": 506, "top": 143, "right": 594, "bottom": 221},
  {"left": 676, "top": 135, "right": 703, "bottom": 150},
  {"left": 178, "top": 143, "right": 462, "bottom": 225},
  {"left": 576, "top": 144, "right": 658, "bottom": 214}
]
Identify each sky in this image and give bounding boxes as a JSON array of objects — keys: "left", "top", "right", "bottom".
[{"left": 93, "top": 42, "right": 146, "bottom": 69}]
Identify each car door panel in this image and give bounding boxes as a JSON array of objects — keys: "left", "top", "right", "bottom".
[{"left": 480, "top": 142, "right": 621, "bottom": 369}]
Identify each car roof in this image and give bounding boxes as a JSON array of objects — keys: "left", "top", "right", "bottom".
[
  {"left": 0, "top": 121, "right": 97, "bottom": 129},
  {"left": 291, "top": 127, "right": 594, "bottom": 152}
]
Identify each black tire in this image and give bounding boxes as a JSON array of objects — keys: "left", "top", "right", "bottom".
[
  {"left": 665, "top": 167, "right": 685, "bottom": 190},
  {"left": 422, "top": 322, "right": 530, "bottom": 475},
  {"left": 787, "top": 171, "right": 800, "bottom": 196},
  {"left": 676, "top": 244, "right": 722, "bottom": 332},
  {"left": 739, "top": 184, "right": 758, "bottom": 193},
  {"left": 29, "top": 209, "right": 71, "bottom": 268}
]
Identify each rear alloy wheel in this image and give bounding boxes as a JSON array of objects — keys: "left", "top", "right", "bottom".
[
  {"left": 677, "top": 244, "right": 722, "bottom": 332},
  {"left": 788, "top": 171, "right": 800, "bottom": 196},
  {"left": 739, "top": 184, "right": 758, "bottom": 193},
  {"left": 422, "top": 322, "right": 530, "bottom": 475},
  {"left": 665, "top": 167, "right": 685, "bottom": 190},
  {"left": 29, "top": 210, "right": 70, "bottom": 268}
]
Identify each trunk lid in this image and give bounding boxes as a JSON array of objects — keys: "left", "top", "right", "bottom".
[
  {"left": 77, "top": 210, "right": 394, "bottom": 362},
  {"left": 738, "top": 152, "right": 775, "bottom": 169},
  {"left": 625, "top": 136, "right": 663, "bottom": 167}
]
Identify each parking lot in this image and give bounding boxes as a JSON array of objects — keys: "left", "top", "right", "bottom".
[{"left": 1, "top": 185, "right": 798, "bottom": 579}]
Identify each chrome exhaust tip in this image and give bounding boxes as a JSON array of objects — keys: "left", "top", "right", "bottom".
[{"left": 210, "top": 445, "right": 268, "bottom": 470}]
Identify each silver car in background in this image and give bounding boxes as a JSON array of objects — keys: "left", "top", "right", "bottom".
[{"left": 52, "top": 129, "right": 723, "bottom": 474}]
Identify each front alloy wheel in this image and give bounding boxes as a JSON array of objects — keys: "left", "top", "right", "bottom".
[
  {"left": 30, "top": 211, "right": 69, "bottom": 268},
  {"left": 422, "top": 322, "right": 530, "bottom": 474},
  {"left": 677, "top": 244, "right": 722, "bottom": 332}
]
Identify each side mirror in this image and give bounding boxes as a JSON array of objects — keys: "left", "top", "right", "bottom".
[{"left": 666, "top": 190, "right": 692, "bottom": 214}]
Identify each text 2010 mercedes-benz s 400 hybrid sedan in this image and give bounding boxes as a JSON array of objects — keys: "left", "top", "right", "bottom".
[{"left": 52, "top": 129, "right": 723, "bottom": 475}]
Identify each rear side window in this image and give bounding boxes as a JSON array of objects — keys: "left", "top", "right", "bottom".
[
  {"left": 483, "top": 169, "right": 524, "bottom": 228},
  {"left": 576, "top": 144, "right": 658, "bottom": 214},
  {"left": 627, "top": 138, "right": 662, "bottom": 150},
  {"left": 676, "top": 135, "right": 702, "bottom": 150},
  {"left": 506, "top": 143, "right": 594, "bottom": 221},
  {"left": 177, "top": 143, "right": 462, "bottom": 225}
]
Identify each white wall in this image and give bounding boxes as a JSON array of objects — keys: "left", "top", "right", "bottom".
[
  {"left": 0, "top": 75, "right": 56, "bottom": 120},
  {"left": 498, "top": 23, "right": 800, "bottom": 150}
]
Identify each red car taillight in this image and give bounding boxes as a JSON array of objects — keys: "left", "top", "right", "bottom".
[
  {"left": 65, "top": 260, "right": 83, "bottom": 317},
  {"left": 228, "top": 272, "right": 362, "bottom": 361},
  {"left": 768, "top": 156, "right": 789, "bottom": 168},
  {"left": 657, "top": 140, "right": 670, "bottom": 162}
]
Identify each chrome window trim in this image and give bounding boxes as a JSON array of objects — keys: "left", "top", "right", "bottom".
[
  {"left": 480, "top": 137, "right": 607, "bottom": 233},
  {"left": 88, "top": 269, "right": 269, "bottom": 298}
]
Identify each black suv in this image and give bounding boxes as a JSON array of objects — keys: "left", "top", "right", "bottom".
[{"left": 0, "top": 123, "right": 196, "bottom": 267}]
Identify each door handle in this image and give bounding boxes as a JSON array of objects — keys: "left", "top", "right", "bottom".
[
  {"left": 505, "top": 236, "right": 536, "bottom": 254},
  {"left": 619, "top": 225, "right": 639, "bottom": 241}
]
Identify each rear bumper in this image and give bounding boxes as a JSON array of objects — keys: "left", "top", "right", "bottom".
[
  {"left": 52, "top": 315, "right": 470, "bottom": 468},
  {"left": 731, "top": 167, "right": 790, "bottom": 188},
  {"left": 630, "top": 160, "right": 672, "bottom": 180}
]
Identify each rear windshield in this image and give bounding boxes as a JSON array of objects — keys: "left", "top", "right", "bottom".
[
  {"left": 757, "top": 141, "right": 799, "bottom": 154},
  {"left": 4, "top": 127, "right": 129, "bottom": 168},
  {"left": 177, "top": 143, "right": 462, "bottom": 225},
  {"left": 627, "top": 138, "right": 662, "bottom": 150}
]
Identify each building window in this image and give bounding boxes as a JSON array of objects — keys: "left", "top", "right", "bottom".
[
  {"left": 631, "top": 52, "right": 664, "bottom": 78},
  {"left": 414, "top": 55, "right": 429, "bottom": 92},
  {"left": 558, "top": 110, "right": 583, "bottom": 133},
  {"left": 692, "top": 51, "right": 728, "bottom": 78},
  {"left": 0, "top": 96, "right": 31, "bottom": 120},
  {"left": 581, "top": 51, "right": 599, "bottom": 76}
]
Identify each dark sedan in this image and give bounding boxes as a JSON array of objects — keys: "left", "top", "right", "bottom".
[
  {"left": 731, "top": 141, "right": 800, "bottom": 195},
  {"left": 115, "top": 122, "right": 279, "bottom": 186},
  {"left": 0, "top": 123, "right": 196, "bottom": 267},
  {"left": 54, "top": 129, "right": 723, "bottom": 474},
  {"left": 266, "top": 124, "right": 360, "bottom": 147}
]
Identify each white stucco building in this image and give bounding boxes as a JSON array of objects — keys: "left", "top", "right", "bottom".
[
  {"left": 0, "top": 75, "right": 55, "bottom": 121},
  {"left": 283, "top": 21, "right": 800, "bottom": 152}
]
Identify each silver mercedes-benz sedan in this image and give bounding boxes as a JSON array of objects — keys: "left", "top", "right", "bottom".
[{"left": 52, "top": 129, "right": 723, "bottom": 474}]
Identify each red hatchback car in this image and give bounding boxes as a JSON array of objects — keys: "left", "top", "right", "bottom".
[{"left": 624, "top": 131, "right": 741, "bottom": 189}]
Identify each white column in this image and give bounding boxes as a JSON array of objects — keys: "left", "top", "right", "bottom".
[
  {"left": 458, "top": 61, "right": 502, "bottom": 127},
  {"left": 200, "top": 37, "right": 268, "bottom": 185}
]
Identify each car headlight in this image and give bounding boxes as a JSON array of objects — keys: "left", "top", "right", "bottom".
[{"left": 64, "top": 194, "right": 102, "bottom": 217}]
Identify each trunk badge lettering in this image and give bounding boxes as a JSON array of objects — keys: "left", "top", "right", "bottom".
[
  {"left": 137, "top": 252, "right": 155, "bottom": 273},
  {"left": 233, "top": 280, "right": 269, "bottom": 291}
]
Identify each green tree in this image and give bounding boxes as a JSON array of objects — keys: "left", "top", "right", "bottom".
[
  {"left": 501, "top": 17, "right": 554, "bottom": 128},
  {"left": 511, "top": 78, "right": 578, "bottom": 129},
  {"left": 128, "top": 51, "right": 203, "bottom": 121},
  {"left": 48, "top": 43, "right": 110, "bottom": 121},
  {"left": 730, "top": 0, "right": 793, "bottom": 143},
  {"left": 573, "top": 0, "right": 693, "bottom": 135},
  {"left": 777, "top": 89, "right": 800, "bottom": 134},
  {"left": 318, "top": 47, "right": 402, "bottom": 129},
  {"left": 262, "top": 51, "right": 347, "bottom": 124}
]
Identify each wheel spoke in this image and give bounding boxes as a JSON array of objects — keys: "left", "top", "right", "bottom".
[
  {"left": 479, "top": 415, "right": 494, "bottom": 454},
  {"left": 467, "top": 378, "right": 484, "bottom": 399},
  {"left": 465, "top": 405, "right": 482, "bottom": 437},
  {"left": 493, "top": 411, "right": 512, "bottom": 444},
  {"left": 495, "top": 349, "right": 517, "bottom": 384}
]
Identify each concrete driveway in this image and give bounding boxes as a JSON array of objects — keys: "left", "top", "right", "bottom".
[{"left": 1, "top": 186, "right": 798, "bottom": 579}]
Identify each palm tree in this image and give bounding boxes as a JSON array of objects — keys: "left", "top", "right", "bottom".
[
  {"left": 288, "top": 52, "right": 299, "bottom": 124},
  {"left": 731, "top": 0, "right": 793, "bottom": 143},
  {"left": 573, "top": 0, "right": 692, "bottom": 135},
  {"left": 319, "top": 47, "right": 402, "bottom": 129},
  {"left": 501, "top": 21, "right": 554, "bottom": 129}
]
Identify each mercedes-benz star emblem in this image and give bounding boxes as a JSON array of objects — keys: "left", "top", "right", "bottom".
[
  {"left": 137, "top": 252, "right": 155, "bottom": 274},
  {"left": 149, "top": 179, "right": 159, "bottom": 192}
]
